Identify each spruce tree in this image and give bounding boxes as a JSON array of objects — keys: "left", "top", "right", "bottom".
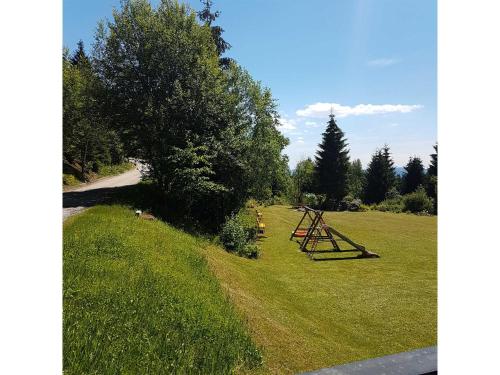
[
  {"left": 363, "top": 145, "right": 396, "bottom": 204},
  {"left": 382, "top": 144, "right": 396, "bottom": 193},
  {"left": 426, "top": 144, "right": 438, "bottom": 211},
  {"left": 70, "top": 40, "right": 90, "bottom": 67},
  {"left": 428, "top": 144, "right": 437, "bottom": 176},
  {"left": 197, "top": 0, "right": 232, "bottom": 68},
  {"left": 402, "top": 156, "right": 425, "bottom": 194},
  {"left": 314, "top": 113, "right": 350, "bottom": 209},
  {"left": 364, "top": 150, "right": 385, "bottom": 204}
]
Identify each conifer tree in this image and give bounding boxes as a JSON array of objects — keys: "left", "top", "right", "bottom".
[
  {"left": 428, "top": 144, "right": 437, "bottom": 176},
  {"left": 364, "top": 150, "right": 385, "bottom": 204},
  {"left": 402, "top": 156, "right": 425, "bottom": 194},
  {"left": 70, "top": 40, "right": 90, "bottom": 67},
  {"left": 314, "top": 113, "right": 350, "bottom": 209},
  {"left": 382, "top": 144, "right": 396, "bottom": 192},
  {"left": 426, "top": 144, "right": 438, "bottom": 211},
  {"left": 363, "top": 145, "right": 396, "bottom": 203},
  {"left": 197, "top": 0, "right": 232, "bottom": 68}
]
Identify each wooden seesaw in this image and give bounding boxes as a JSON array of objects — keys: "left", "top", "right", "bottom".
[{"left": 290, "top": 206, "right": 379, "bottom": 260}]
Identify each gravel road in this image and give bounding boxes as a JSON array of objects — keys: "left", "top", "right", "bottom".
[{"left": 63, "top": 164, "right": 143, "bottom": 220}]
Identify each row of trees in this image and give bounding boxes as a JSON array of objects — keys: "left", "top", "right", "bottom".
[
  {"left": 292, "top": 113, "right": 437, "bottom": 210},
  {"left": 63, "top": 0, "right": 291, "bottom": 228}
]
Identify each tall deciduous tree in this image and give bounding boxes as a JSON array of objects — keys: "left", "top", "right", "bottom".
[
  {"left": 315, "top": 114, "right": 350, "bottom": 209},
  {"left": 225, "top": 63, "right": 290, "bottom": 202},
  {"left": 402, "top": 156, "right": 425, "bottom": 194},
  {"left": 292, "top": 158, "right": 316, "bottom": 204},
  {"left": 347, "top": 159, "right": 365, "bottom": 199}
]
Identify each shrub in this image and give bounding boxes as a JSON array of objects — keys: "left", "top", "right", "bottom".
[
  {"left": 220, "top": 215, "right": 247, "bottom": 254},
  {"left": 375, "top": 198, "right": 404, "bottom": 213},
  {"left": 220, "top": 211, "right": 260, "bottom": 258},
  {"left": 402, "top": 186, "right": 434, "bottom": 214},
  {"left": 236, "top": 208, "right": 258, "bottom": 242},
  {"left": 63, "top": 173, "right": 80, "bottom": 186},
  {"left": 339, "top": 195, "right": 363, "bottom": 211}
]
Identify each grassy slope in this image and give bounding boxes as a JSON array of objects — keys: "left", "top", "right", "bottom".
[
  {"left": 63, "top": 206, "right": 261, "bottom": 374},
  {"left": 63, "top": 161, "right": 135, "bottom": 187},
  {"left": 202, "top": 205, "right": 437, "bottom": 374}
]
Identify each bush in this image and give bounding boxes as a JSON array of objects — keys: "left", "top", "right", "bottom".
[
  {"left": 402, "top": 186, "right": 434, "bottom": 214},
  {"left": 220, "top": 215, "right": 247, "bottom": 254},
  {"left": 63, "top": 173, "right": 80, "bottom": 186},
  {"left": 374, "top": 197, "right": 404, "bottom": 213},
  {"left": 236, "top": 208, "right": 258, "bottom": 242},
  {"left": 339, "top": 195, "right": 363, "bottom": 211},
  {"left": 220, "top": 211, "right": 260, "bottom": 259}
]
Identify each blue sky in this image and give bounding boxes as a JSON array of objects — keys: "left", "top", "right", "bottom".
[{"left": 64, "top": 0, "right": 436, "bottom": 169}]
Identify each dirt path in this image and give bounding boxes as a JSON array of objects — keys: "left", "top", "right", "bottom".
[{"left": 63, "top": 164, "right": 144, "bottom": 220}]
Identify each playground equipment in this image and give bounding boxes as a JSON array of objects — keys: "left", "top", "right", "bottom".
[
  {"left": 290, "top": 206, "right": 379, "bottom": 259},
  {"left": 256, "top": 210, "right": 265, "bottom": 235}
]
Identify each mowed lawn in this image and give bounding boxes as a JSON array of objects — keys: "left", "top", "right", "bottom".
[{"left": 202, "top": 205, "right": 437, "bottom": 374}]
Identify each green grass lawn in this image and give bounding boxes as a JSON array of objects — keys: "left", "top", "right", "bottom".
[
  {"left": 63, "top": 206, "right": 261, "bottom": 374},
  {"left": 202, "top": 205, "right": 437, "bottom": 374}
]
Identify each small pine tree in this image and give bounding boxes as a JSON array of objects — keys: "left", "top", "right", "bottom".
[
  {"left": 314, "top": 113, "right": 350, "bottom": 209},
  {"left": 402, "top": 156, "right": 425, "bottom": 194}
]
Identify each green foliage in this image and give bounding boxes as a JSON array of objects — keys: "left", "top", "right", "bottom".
[
  {"left": 363, "top": 145, "right": 396, "bottom": 204},
  {"left": 374, "top": 196, "right": 404, "bottom": 213},
  {"left": 220, "top": 215, "right": 248, "bottom": 254},
  {"left": 63, "top": 174, "right": 79, "bottom": 186},
  {"left": 93, "top": 2, "right": 289, "bottom": 229},
  {"left": 64, "top": 206, "right": 262, "bottom": 374},
  {"left": 402, "top": 186, "right": 434, "bottom": 213},
  {"left": 315, "top": 114, "right": 350, "bottom": 208},
  {"left": 291, "top": 157, "right": 316, "bottom": 204},
  {"left": 402, "top": 156, "right": 426, "bottom": 194},
  {"left": 347, "top": 159, "right": 365, "bottom": 199},
  {"left": 226, "top": 64, "right": 291, "bottom": 202},
  {"left": 63, "top": 41, "right": 125, "bottom": 175}
]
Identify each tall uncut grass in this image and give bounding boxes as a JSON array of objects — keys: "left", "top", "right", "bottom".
[{"left": 63, "top": 205, "right": 261, "bottom": 374}]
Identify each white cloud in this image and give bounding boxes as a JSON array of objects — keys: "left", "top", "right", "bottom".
[
  {"left": 367, "top": 58, "right": 401, "bottom": 67},
  {"left": 305, "top": 121, "right": 319, "bottom": 127},
  {"left": 296, "top": 102, "right": 422, "bottom": 118},
  {"left": 277, "top": 117, "right": 296, "bottom": 133}
]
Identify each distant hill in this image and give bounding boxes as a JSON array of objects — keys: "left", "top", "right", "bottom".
[{"left": 395, "top": 167, "right": 405, "bottom": 176}]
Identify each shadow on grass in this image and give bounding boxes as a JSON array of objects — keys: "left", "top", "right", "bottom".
[{"left": 63, "top": 182, "right": 207, "bottom": 236}]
